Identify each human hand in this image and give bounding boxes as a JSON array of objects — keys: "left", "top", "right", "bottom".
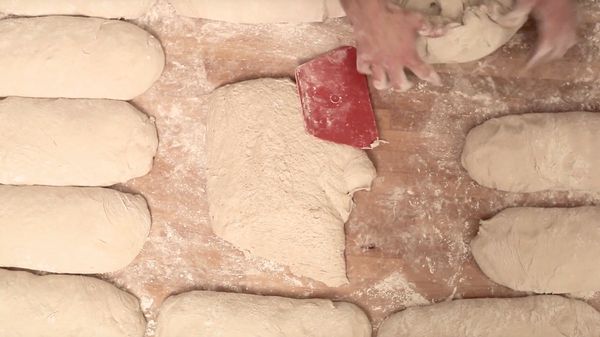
[
  {"left": 500, "top": 0, "right": 577, "bottom": 68},
  {"left": 346, "top": 1, "right": 443, "bottom": 91}
]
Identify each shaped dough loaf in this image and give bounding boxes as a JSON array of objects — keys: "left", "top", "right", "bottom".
[
  {"left": 168, "top": 0, "right": 345, "bottom": 23},
  {"left": 0, "top": 97, "right": 158, "bottom": 186},
  {"left": 0, "top": 0, "right": 156, "bottom": 18},
  {"left": 379, "top": 296, "right": 600, "bottom": 337},
  {"left": 156, "top": 291, "right": 371, "bottom": 337},
  {"left": 472, "top": 206, "right": 600, "bottom": 293},
  {"left": 0, "top": 16, "right": 164, "bottom": 99},
  {"left": 0, "top": 186, "right": 151, "bottom": 274},
  {"left": 0, "top": 269, "right": 145, "bottom": 337},
  {"left": 462, "top": 112, "right": 600, "bottom": 193},
  {"left": 206, "top": 78, "right": 376, "bottom": 287}
]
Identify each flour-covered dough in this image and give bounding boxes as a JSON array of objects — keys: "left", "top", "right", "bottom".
[
  {"left": 462, "top": 112, "right": 600, "bottom": 193},
  {"left": 0, "top": 97, "right": 158, "bottom": 186},
  {"left": 0, "top": 0, "right": 155, "bottom": 18},
  {"left": 0, "top": 269, "right": 145, "bottom": 337},
  {"left": 472, "top": 206, "right": 600, "bottom": 293},
  {"left": 156, "top": 291, "right": 371, "bottom": 337},
  {"left": 168, "top": 0, "right": 345, "bottom": 23},
  {"left": 398, "top": 0, "right": 524, "bottom": 63},
  {"left": 379, "top": 296, "right": 600, "bottom": 337},
  {"left": 0, "top": 16, "right": 164, "bottom": 100},
  {"left": 206, "top": 78, "right": 376, "bottom": 287},
  {"left": 0, "top": 186, "right": 151, "bottom": 273}
]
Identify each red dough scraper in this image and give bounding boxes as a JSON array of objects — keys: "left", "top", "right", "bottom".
[{"left": 295, "top": 46, "right": 379, "bottom": 149}]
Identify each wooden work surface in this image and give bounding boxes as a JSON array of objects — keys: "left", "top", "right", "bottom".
[{"left": 108, "top": 0, "right": 600, "bottom": 334}]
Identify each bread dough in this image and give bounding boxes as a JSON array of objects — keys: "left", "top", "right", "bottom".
[
  {"left": 399, "top": 0, "right": 524, "bottom": 63},
  {"left": 0, "top": 16, "right": 165, "bottom": 100},
  {"left": 156, "top": 291, "right": 371, "bottom": 337},
  {"left": 0, "top": 269, "right": 145, "bottom": 337},
  {"left": 471, "top": 206, "right": 600, "bottom": 293},
  {"left": 0, "top": 97, "right": 158, "bottom": 186},
  {"left": 462, "top": 112, "right": 600, "bottom": 193},
  {"left": 0, "top": 186, "right": 151, "bottom": 274},
  {"left": 0, "top": 0, "right": 156, "bottom": 18},
  {"left": 206, "top": 78, "right": 376, "bottom": 287},
  {"left": 378, "top": 295, "right": 600, "bottom": 337},
  {"left": 168, "top": 0, "right": 345, "bottom": 23}
]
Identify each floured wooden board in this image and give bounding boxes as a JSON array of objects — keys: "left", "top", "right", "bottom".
[{"left": 99, "top": 1, "right": 600, "bottom": 335}]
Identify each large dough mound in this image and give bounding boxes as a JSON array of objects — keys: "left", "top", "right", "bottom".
[
  {"left": 0, "top": 97, "right": 158, "bottom": 186},
  {"left": 379, "top": 296, "right": 600, "bottom": 337},
  {"left": 206, "top": 78, "right": 376, "bottom": 287},
  {"left": 0, "top": 0, "right": 156, "bottom": 18},
  {"left": 462, "top": 112, "right": 600, "bottom": 193},
  {"left": 0, "top": 269, "right": 145, "bottom": 337},
  {"left": 156, "top": 291, "right": 371, "bottom": 337},
  {"left": 0, "top": 16, "right": 165, "bottom": 100},
  {"left": 0, "top": 186, "right": 151, "bottom": 274},
  {"left": 402, "top": 0, "right": 524, "bottom": 63},
  {"left": 168, "top": 0, "right": 345, "bottom": 23},
  {"left": 471, "top": 206, "right": 600, "bottom": 293}
]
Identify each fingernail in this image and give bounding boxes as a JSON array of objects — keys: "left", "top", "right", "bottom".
[
  {"left": 398, "top": 80, "right": 413, "bottom": 92},
  {"left": 427, "top": 72, "right": 442, "bottom": 86},
  {"left": 373, "top": 78, "right": 389, "bottom": 91}
]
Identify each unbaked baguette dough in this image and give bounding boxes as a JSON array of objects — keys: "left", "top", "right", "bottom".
[
  {"left": 0, "top": 186, "right": 151, "bottom": 273},
  {"left": 0, "top": 0, "right": 156, "bottom": 18},
  {"left": 156, "top": 291, "right": 371, "bottom": 337},
  {"left": 0, "top": 269, "right": 145, "bottom": 337},
  {"left": 206, "top": 78, "right": 376, "bottom": 287},
  {"left": 378, "top": 295, "right": 600, "bottom": 337},
  {"left": 462, "top": 112, "right": 600, "bottom": 193},
  {"left": 0, "top": 16, "right": 164, "bottom": 100},
  {"left": 471, "top": 206, "right": 600, "bottom": 293},
  {"left": 0, "top": 97, "right": 158, "bottom": 186},
  {"left": 399, "top": 0, "right": 524, "bottom": 63},
  {"left": 168, "top": 0, "right": 345, "bottom": 23}
]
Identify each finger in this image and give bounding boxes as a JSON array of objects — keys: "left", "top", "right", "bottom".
[
  {"left": 371, "top": 65, "right": 390, "bottom": 90},
  {"left": 388, "top": 68, "right": 413, "bottom": 92},
  {"left": 527, "top": 4, "right": 577, "bottom": 68},
  {"left": 356, "top": 56, "right": 373, "bottom": 75},
  {"left": 525, "top": 41, "right": 553, "bottom": 69},
  {"left": 549, "top": 31, "right": 577, "bottom": 60},
  {"left": 497, "top": 0, "right": 537, "bottom": 28},
  {"left": 405, "top": 57, "right": 442, "bottom": 86}
]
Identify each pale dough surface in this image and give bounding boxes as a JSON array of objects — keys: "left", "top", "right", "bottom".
[
  {"left": 168, "top": 0, "right": 345, "bottom": 23},
  {"left": 462, "top": 112, "right": 600, "bottom": 193},
  {"left": 156, "top": 291, "right": 371, "bottom": 337},
  {"left": 378, "top": 295, "right": 600, "bottom": 337},
  {"left": 206, "top": 78, "right": 376, "bottom": 287},
  {"left": 401, "top": 0, "right": 524, "bottom": 63},
  {"left": 0, "top": 186, "right": 151, "bottom": 274},
  {"left": 0, "top": 97, "right": 158, "bottom": 186},
  {"left": 472, "top": 206, "right": 600, "bottom": 293},
  {"left": 0, "top": 16, "right": 165, "bottom": 100},
  {"left": 0, "top": 0, "right": 156, "bottom": 18},
  {"left": 0, "top": 269, "right": 145, "bottom": 337}
]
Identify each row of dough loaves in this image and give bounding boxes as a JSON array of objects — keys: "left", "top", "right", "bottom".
[
  {"left": 4, "top": 267, "right": 600, "bottom": 337},
  {"left": 0, "top": 0, "right": 166, "bottom": 270},
  {"left": 0, "top": 5, "right": 164, "bottom": 336},
  {"left": 0, "top": 268, "right": 372, "bottom": 337},
  {"left": 462, "top": 112, "right": 600, "bottom": 293},
  {"left": 379, "top": 113, "right": 600, "bottom": 335}
]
